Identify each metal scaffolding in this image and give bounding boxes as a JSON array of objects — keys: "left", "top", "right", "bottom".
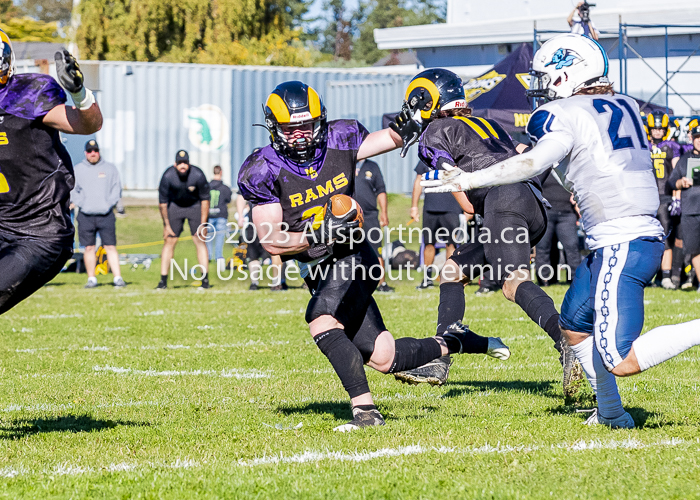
[{"left": 533, "top": 23, "right": 700, "bottom": 115}]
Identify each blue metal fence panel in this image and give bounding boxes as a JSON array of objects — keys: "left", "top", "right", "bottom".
[{"left": 83, "top": 62, "right": 414, "bottom": 192}]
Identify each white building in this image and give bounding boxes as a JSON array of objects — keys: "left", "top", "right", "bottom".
[{"left": 375, "top": 0, "right": 700, "bottom": 115}]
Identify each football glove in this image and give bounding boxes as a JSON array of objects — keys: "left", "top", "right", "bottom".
[
  {"left": 55, "top": 49, "right": 83, "bottom": 93},
  {"left": 669, "top": 197, "right": 681, "bottom": 217},
  {"left": 389, "top": 103, "right": 422, "bottom": 158},
  {"left": 420, "top": 163, "right": 472, "bottom": 193},
  {"left": 55, "top": 50, "right": 95, "bottom": 110}
]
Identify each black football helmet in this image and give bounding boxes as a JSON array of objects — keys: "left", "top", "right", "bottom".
[
  {"left": 263, "top": 81, "right": 327, "bottom": 162},
  {"left": 647, "top": 110, "right": 670, "bottom": 138},
  {"left": 0, "top": 29, "right": 14, "bottom": 85},
  {"left": 403, "top": 68, "right": 467, "bottom": 122}
]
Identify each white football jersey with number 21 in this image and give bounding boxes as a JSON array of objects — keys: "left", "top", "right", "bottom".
[{"left": 526, "top": 94, "right": 663, "bottom": 249}]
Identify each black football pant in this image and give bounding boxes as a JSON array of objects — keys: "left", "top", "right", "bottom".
[
  {"left": 0, "top": 233, "right": 73, "bottom": 315},
  {"left": 436, "top": 184, "right": 563, "bottom": 351},
  {"left": 535, "top": 209, "right": 581, "bottom": 284}
]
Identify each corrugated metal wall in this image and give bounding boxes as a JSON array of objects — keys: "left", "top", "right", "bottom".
[{"left": 60, "top": 61, "right": 417, "bottom": 193}]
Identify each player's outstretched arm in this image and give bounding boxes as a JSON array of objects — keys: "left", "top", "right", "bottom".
[
  {"left": 421, "top": 138, "right": 571, "bottom": 193},
  {"left": 357, "top": 128, "right": 403, "bottom": 160},
  {"left": 43, "top": 50, "right": 102, "bottom": 134}
]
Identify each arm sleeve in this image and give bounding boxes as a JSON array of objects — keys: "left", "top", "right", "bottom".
[
  {"left": 33, "top": 75, "right": 67, "bottom": 119},
  {"left": 198, "top": 172, "right": 211, "bottom": 201},
  {"left": 468, "top": 137, "right": 572, "bottom": 190},
  {"left": 418, "top": 122, "right": 458, "bottom": 171},
  {"left": 158, "top": 171, "right": 169, "bottom": 204},
  {"left": 668, "top": 156, "right": 686, "bottom": 189},
  {"left": 237, "top": 157, "right": 280, "bottom": 205},
  {"left": 371, "top": 163, "right": 386, "bottom": 195},
  {"left": 107, "top": 165, "right": 122, "bottom": 208}
]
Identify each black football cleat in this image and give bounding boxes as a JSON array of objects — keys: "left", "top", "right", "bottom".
[
  {"left": 376, "top": 283, "right": 395, "bottom": 293},
  {"left": 155, "top": 279, "right": 167, "bottom": 290},
  {"left": 393, "top": 355, "right": 453, "bottom": 386},
  {"left": 333, "top": 408, "right": 385, "bottom": 432}
]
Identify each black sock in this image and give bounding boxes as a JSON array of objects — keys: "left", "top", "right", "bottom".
[
  {"left": 437, "top": 282, "right": 465, "bottom": 334},
  {"left": 202, "top": 273, "right": 209, "bottom": 281},
  {"left": 388, "top": 337, "right": 442, "bottom": 373},
  {"left": 160, "top": 274, "right": 167, "bottom": 282},
  {"left": 662, "top": 269, "right": 671, "bottom": 280},
  {"left": 314, "top": 329, "right": 370, "bottom": 398},
  {"left": 443, "top": 326, "right": 488, "bottom": 354},
  {"left": 672, "top": 247, "right": 684, "bottom": 280},
  {"left": 437, "top": 282, "right": 488, "bottom": 354},
  {"left": 514, "top": 281, "right": 562, "bottom": 348},
  {"left": 354, "top": 404, "right": 377, "bottom": 412}
]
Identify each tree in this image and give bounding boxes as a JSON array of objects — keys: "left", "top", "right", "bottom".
[
  {"left": 18, "top": 0, "right": 73, "bottom": 25},
  {"left": 353, "top": 0, "right": 445, "bottom": 64},
  {"left": 320, "top": 0, "right": 353, "bottom": 60},
  {"left": 77, "top": 0, "right": 316, "bottom": 66},
  {"left": 0, "top": 17, "right": 60, "bottom": 42}
]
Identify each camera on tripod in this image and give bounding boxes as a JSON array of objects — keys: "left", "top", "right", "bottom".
[{"left": 579, "top": 1, "right": 596, "bottom": 23}]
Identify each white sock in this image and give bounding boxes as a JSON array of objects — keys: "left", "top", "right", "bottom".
[
  {"left": 570, "top": 336, "right": 625, "bottom": 419},
  {"left": 113, "top": 276, "right": 121, "bottom": 284},
  {"left": 87, "top": 277, "right": 97, "bottom": 285},
  {"left": 633, "top": 319, "right": 700, "bottom": 371}
]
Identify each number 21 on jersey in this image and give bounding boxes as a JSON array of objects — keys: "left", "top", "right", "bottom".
[{"left": 592, "top": 98, "right": 648, "bottom": 151}]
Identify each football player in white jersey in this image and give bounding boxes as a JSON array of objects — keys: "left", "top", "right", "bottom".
[{"left": 420, "top": 33, "right": 700, "bottom": 429}]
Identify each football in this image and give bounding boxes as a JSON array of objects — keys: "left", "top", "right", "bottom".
[{"left": 327, "top": 194, "right": 364, "bottom": 228}]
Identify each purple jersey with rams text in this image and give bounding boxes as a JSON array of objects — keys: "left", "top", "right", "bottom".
[{"left": 237, "top": 119, "right": 368, "bottom": 261}]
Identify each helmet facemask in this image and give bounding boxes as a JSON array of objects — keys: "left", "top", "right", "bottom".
[
  {"left": 263, "top": 81, "right": 328, "bottom": 163},
  {"left": 0, "top": 30, "right": 15, "bottom": 86},
  {"left": 271, "top": 115, "right": 327, "bottom": 162}
]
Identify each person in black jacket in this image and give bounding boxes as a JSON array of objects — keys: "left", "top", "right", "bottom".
[
  {"left": 207, "top": 165, "right": 232, "bottom": 265},
  {"left": 669, "top": 124, "right": 700, "bottom": 292},
  {"left": 535, "top": 174, "right": 581, "bottom": 285},
  {"left": 157, "top": 150, "right": 211, "bottom": 289}
]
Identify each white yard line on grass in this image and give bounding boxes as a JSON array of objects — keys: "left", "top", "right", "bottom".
[
  {"left": 0, "top": 438, "right": 692, "bottom": 478},
  {"left": 239, "top": 437, "right": 689, "bottom": 466},
  {"left": 93, "top": 365, "right": 270, "bottom": 379},
  {"left": 14, "top": 340, "right": 290, "bottom": 354}
]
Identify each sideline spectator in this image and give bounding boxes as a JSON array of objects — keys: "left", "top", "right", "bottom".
[
  {"left": 355, "top": 159, "right": 393, "bottom": 292},
  {"left": 567, "top": 1, "right": 599, "bottom": 40},
  {"left": 535, "top": 174, "right": 581, "bottom": 285},
  {"left": 157, "top": 150, "right": 210, "bottom": 289},
  {"left": 207, "top": 165, "right": 232, "bottom": 266},
  {"left": 669, "top": 124, "right": 700, "bottom": 292},
  {"left": 72, "top": 140, "right": 126, "bottom": 288},
  {"left": 412, "top": 161, "right": 463, "bottom": 289}
]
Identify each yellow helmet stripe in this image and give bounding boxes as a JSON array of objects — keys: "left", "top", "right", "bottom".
[
  {"left": 453, "top": 116, "right": 489, "bottom": 139},
  {"left": 473, "top": 117, "right": 500, "bottom": 139},
  {"left": 0, "top": 30, "right": 10, "bottom": 45},
  {"left": 689, "top": 118, "right": 699, "bottom": 130},
  {"left": 308, "top": 87, "right": 321, "bottom": 118},
  {"left": 406, "top": 77, "right": 440, "bottom": 120},
  {"left": 266, "top": 93, "right": 291, "bottom": 123},
  {"left": 646, "top": 114, "right": 654, "bottom": 129}
]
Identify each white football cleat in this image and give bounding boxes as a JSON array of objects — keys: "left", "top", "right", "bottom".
[
  {"left": 661, "top": 277, "right": 675, "bottom": 290},
  {"left": 581, "top": 408, "right": 635, "bottom": 429},
  {"left": 487, "top": 337, "right": 510, "bottom": 360}
]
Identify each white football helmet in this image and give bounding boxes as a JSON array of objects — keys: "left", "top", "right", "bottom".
[{"left": 527, "top": 33, "right": 609, "bottom": 102}]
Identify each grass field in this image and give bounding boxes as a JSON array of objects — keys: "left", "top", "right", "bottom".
[{"left": 1, "top": 199, "right": 700, "bottom": 499}]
